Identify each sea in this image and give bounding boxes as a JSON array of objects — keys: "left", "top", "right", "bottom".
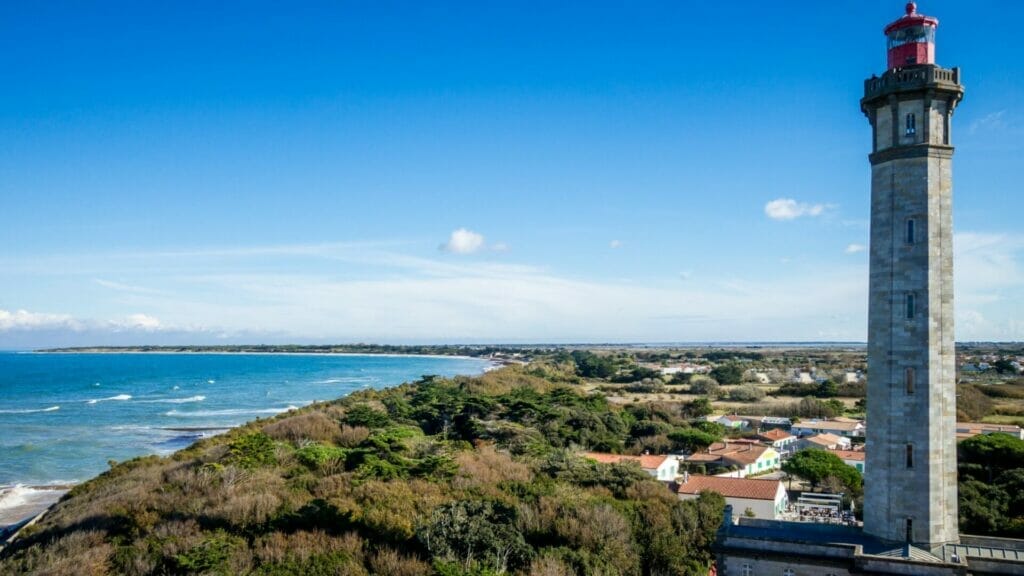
[{"left": 0, "top": 351, "right": 490, "bottom": 529}]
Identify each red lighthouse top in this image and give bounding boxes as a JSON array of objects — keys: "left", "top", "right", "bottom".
[{"left": 884, "top": 2, "right": 939, "bottom": 70}]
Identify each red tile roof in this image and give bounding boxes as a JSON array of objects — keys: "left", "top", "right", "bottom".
[
  {"left": 675, "top": 475, "right": 783, "bottom": 501},
  {"left": 721, "top": 445, "right": 771, "bottom": 466},
  {"left": 829, "top": 449, "right": 865, "bottom": 461},
  {"left": 582, "top": 452, "right": 668, "bottom": 470},
  {"left": 802, "top": 433, "right": 845, "bottom": 447},
  {"left": 757, "top": 429, "right": 794, "bottom": 442},
  {"left": 685, "top": 453, "right": 724, "bottom": 463}
]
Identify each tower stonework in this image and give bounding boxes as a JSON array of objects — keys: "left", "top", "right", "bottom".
[{"left": 861, "top": 2, "right": 963, "bottom": 550}]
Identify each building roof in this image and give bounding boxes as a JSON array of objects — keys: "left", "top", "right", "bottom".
[
  {"left": 675, "top": 475, "right": 783, "bottom": 501},
  {"left": 718, "top": 415, "right": 748, "bottom": 424},
  {"left": 685, "top": 452, "right": 725, "bottom": 463},
  {"left": 582, "top": 452, "right": 669, "bottom": 470},
  {"left": 721, "top": 445, "right": 772, "bottom": 466},
  {"left": 829, "top": 449, "right": 865, "bottom": 461},
  {"left": 802, "top": 433, "right": 846, "bottom": 447},
  {"left": 758, "top": 429, "right": 795, "bottom": 442},
  {"left": 795, "top": 420, "right": 863, "bottom": 432}
]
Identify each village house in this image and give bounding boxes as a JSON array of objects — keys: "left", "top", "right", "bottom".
[
  {"left": 728, "top": 415, "right": 790, "bottom": 431},
  {"left": 756, "top": 429, "right": 797, "bottom": 455},
  {"left": 581, "top": 452, "right": 680, "bottom": 482},
  {"left": 955, "top": 422, "right": 1024, "bottom": 441},
  {"left": 684, "top": 442, "right": 781, "bottom": 478},
  {"left": 674, "top": 474, "right": 788, "bottom": 521},
  {"left": 757, "top": 416, "right": 792, "bottom": 430},
  {"left": 828, "top": 449, "right": 866, "bottom": 473},
  {"left": 713, "top": 415, "right": 749, "bottom": 430},
  {"left": 798, "top": 433, "right": 852, "bottom": 451},
  {"left": 790, "top": 418, "right": 865, "bottom": 438}
]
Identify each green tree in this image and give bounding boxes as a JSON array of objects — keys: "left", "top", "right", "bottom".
[
  {"left": 667, "top": 428, "right": 720, "bottom": 453},
  {"left": 688, "top": 376, "right": 721, "bottom": 398},
  {"left": 728, "top": 385, "right": 765, "bottom": 402},
  {"left": 228, "top": 432, "right": 277, "bottom": 469},
  {"left": 959, "top": 479, "right": 1009, "bottom": 534},
  {"left": 683, "top": 397, "right": 714, "bottom": 418},
  {"left": 570, "top": 351, "right": 616, "bottom": 379},
  {"left": 816, "top": 380, "right": 839, "bottom": 398},
  {"left": 959, "top": 433, "right": 1024, "bottom": 483},
  {"left": 418, "top": 500, "right": 532, "bottom": 574},
  {"left": 782, "top": 449, "right": 862, "bottom": 496},
  {"left": 710, "top": 363, "right": 743, "bottom": 385}
]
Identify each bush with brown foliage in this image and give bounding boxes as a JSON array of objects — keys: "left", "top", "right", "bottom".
[{"left": 262, "top": 412, "right": 342, "bottom": 444}]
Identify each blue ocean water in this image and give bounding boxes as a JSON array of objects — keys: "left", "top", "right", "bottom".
[{"left": 0, "top": 352, "right": 490, "bottom": 487}]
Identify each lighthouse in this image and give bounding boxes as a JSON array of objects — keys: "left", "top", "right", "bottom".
[
  {"left": 713, "top": 6, "right": 1024, "bottom": 572},
  {"left": 861, "top": 1, "right": 963, "bottom": 549}
]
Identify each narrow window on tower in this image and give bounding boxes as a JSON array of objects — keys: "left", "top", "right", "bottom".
[
  {"left": 906, "top": 113, "right": 917, "bottom": 136},
  {"left": 906, "top": 293, "right": 916, "bottom": 319},
  {"left": 906, "top": 218, "right": 916, "bottom": 244},
  {"left": 906, "top": 367, "right": 915, "bottom": 394},
  {"left": 906, "top": 444, "right": 914, "bottom": 468},
  {"left": 906, "top": 518, "right": 914, "bottom": 542}
]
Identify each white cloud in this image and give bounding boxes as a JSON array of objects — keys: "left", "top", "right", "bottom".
[
  {"left": 440, "top": 228, "right": 486, "bottom": 254},
  {"left": 969, "top": 110, "right": 1007, "bottom": 135},
  {"left": 845, "top": 243, "right": 866, "bottom": 254},
  {"left": 0, "top": 309, "right": 81, "bottom": 331},
  {"left": 765, "top": 198, "right": 828, "bottom": 221},
  {"left": 609, "top": 240, "right": 623, "bottom": 249},
  {"left": 0, "top": 309, "right": 165, "bottom": 338},
  {"left": 116, "top": 313, "right": 162, "bottom": 331}
]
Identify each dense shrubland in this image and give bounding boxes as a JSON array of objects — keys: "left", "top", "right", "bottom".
[
  {"left": 958, "top": 433, "right": 1024, "bottom": 537},
  {"left": 0, "top": 366, "right": 724, "bottom": 576}
]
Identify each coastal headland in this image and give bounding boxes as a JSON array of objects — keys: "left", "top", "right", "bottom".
[{"left": 2, "top": 344, "right": 1023, "bottom": 574}]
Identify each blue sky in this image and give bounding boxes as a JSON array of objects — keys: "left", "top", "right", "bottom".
[{"left": 1, "top": 1, "right": 1022, "bottom": 347}]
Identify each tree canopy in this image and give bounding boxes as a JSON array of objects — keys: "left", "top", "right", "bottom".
[{"left": 782, "top": 449, "right": 862, "bottom": 496}]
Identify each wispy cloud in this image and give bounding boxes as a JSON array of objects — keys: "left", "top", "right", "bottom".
[
  {"left": 845, "top": 243, "right": 866, "bottom": 254},
  {"left": 765, "top": 198, "right": 829, "bottom": 221},
  {"left": 5, "top": 229, "right": 1024, "bottom": 345},
  {"left": 969, "top": 110, "right": 1007, "bottom": 135},
  {"left": 94, "top": 278, "right": 166, "bottom": 295},
  {"left": 609, "top": 240, "right": 623, "bottom": 249}
]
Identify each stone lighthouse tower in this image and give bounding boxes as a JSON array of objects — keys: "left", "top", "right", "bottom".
[{"left": 862, "top": 2, "right": 963, "bottom": 549}]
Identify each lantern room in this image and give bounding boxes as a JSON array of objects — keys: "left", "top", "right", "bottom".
[{"left": 885, "top": 2, "right": 938, "bottom": 70}]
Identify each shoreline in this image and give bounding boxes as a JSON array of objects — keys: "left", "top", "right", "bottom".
[
  {"left": 0, "top": 485, "right": 71, "bottom": 539},
  {"left": 1, "top": 353, "right": 504, "bottom": 499}
]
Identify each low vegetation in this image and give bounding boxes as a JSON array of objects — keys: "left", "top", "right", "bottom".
[{"left": 0, "top": 366, "right": 724, "bottom": 576}]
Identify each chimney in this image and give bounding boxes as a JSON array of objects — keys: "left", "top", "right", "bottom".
[{"left": 683, "top": 470, "right": 690, "bottom": 483}]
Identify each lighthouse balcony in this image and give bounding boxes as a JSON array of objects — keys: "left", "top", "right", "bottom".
[{"left": 863, "top": 65, "right": 962, "bottom": 104}]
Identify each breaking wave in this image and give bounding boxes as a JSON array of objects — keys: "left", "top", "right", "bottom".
[
  {"left": 137, "top": 396, "right": 206, "bottom": 404},
  {"left": 0, "top": 406, "right": 60, "bottom": 414},
  {"left": 163, "top": 406, "right": 298, "bottom": 418},
  {"left": 86, "top": 394, "right": 132, "bottom": 404}
]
